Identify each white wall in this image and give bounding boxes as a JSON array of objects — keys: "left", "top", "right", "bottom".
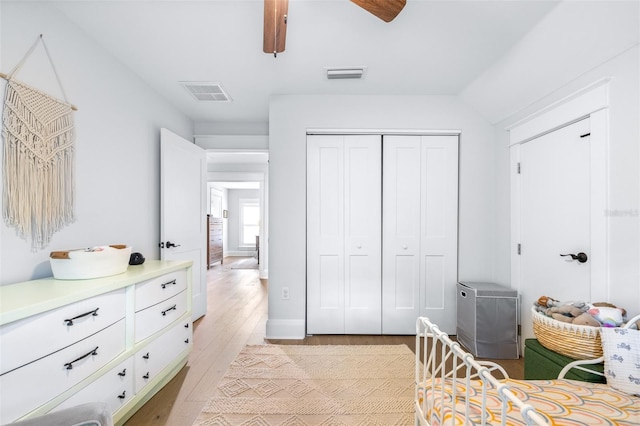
[
  {"left": 0, "top": 2, "right": 193, "bottom": 285},
  {"left": 467, "top": 1, "right": 640, "bottom": 316},
  {"left": 461, "top": 1, "right": 639, "bottom": 126},
  {"left": 267, "top": 95, "right": 497, "bottom": 338}
]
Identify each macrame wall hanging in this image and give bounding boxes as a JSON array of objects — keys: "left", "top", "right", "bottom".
[{"left": 1, "top": 34, "right": 78, "bottom": 250}]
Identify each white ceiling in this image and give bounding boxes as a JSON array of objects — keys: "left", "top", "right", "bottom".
[{"left": 52, "top": 0, "right": 561, "bottom": 126}]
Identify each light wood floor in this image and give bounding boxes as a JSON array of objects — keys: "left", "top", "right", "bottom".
[{"left": 125, "top": 257, "right": 524, "bottom": 425}]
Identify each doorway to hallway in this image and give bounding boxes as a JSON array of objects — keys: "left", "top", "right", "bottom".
[{"left": 207, "top": 149, "right": 268, "bottom": 279}]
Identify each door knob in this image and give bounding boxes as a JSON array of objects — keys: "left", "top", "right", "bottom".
[
  {"left": 166, "top": 241, "right": 181, "bottom": 248},
  {"left": 560, "top": 252, "right": 588, "bottom": 263}
]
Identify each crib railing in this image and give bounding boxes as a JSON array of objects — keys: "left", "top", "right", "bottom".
[{"left": 415, "top": 317, "right": 549, "bottom": 426}]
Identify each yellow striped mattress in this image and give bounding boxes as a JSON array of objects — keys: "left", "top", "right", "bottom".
[{"left": 420, "top": 378, "right": 640, "bottom": 425}]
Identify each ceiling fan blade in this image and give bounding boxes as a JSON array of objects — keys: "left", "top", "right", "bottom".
[
  {"left": 350, "top": 0, "right": 406, "bottom": 22},
  {"left": 263, "top": 0, "right": 288, "bottom": 55}
]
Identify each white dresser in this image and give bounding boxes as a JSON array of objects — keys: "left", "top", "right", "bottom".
[{"left": 0, "top": 260, "right": 193, "bottom": 425}]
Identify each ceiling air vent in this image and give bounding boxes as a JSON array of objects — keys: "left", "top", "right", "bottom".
[
  {"left": 326, "top": 67, "right": 366, "bottom": 79},
  {"left": 181, "top": 82, "right": 232, "bottom": 102}
]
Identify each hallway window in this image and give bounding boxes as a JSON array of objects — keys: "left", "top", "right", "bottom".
[{"left": 240, "top": 198, "right": 260, "bottom": 247}]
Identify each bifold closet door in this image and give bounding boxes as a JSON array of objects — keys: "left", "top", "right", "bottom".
[
  {"left": 382, "top": 135, "right": 459, "bottom": 334},
  {"left": 307, "top": 135, "right": 381, "bottom": 334}
]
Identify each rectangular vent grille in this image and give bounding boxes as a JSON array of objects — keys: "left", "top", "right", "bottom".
[
  {"left": 326, "top": 67, "right": 366, "bottom": 79},
  {"left": 181, "top": 82, "right": 232, "bottom": 102}
]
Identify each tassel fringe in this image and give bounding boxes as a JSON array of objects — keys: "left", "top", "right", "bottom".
[{"left": 2, "top": 79, "right": 75, "bottom": 250}]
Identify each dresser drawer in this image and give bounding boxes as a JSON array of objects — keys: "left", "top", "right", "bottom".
[
  {"left": 54, "top": 356, "right": 134, "bottom": 416},
  {"left": 135, "top": 270, "right": 187, "bottom": 312},
  {"left": 134, "top": 290, "right": 187, "bottom": 342},
  {"left": 0, "top": 319, "right": 126, "bottom": 424},
  {"left": 0, "top": 289, "right": 126, "bottom": 375},
  {"left": 135, "top": 320, "right": 191, "bottom": 393}
]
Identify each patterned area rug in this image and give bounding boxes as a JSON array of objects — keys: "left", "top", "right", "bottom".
[
  {"left": 192, "top": 344, "right": 416, "bottom": 425},
  {"left": 230, "top": 257, "right": 258, "bottom": 270}
]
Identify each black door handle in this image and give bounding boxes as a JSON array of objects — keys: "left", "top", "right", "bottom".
[
  {"left": 560, "top": 252, "right": 588, "bottom": 263},
  {"left": 166, "top": 241, "right": 181, "bottom": 248}
]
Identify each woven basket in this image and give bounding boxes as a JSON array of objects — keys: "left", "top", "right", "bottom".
[{"left": 531, "top": 307, "right": 603, "bottom": 360}]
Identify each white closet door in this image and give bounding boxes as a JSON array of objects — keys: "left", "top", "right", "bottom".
[
  {"left": 419, "top": 135, "right": 458, "bottom": 333},
  {"left": 307, "top": 135, "right": 345, "bottom": 334},
  {"left": 307, "top": 135, "right": 381, "bottom": 334},
  {"left": 383, "top": 135, "right": 459, "bottom": 334},
  {"left": 382, "top": 136, "right": 422, "bottom": 334},
  {"left": 344, "top": 136, "right": 381, "bottom": 334}
]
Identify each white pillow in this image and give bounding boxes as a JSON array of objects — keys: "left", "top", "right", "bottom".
[{"left": 601, "top": 327, "right": 640, "bottom": 396}]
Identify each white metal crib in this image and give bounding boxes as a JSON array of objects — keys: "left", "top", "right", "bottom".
[{"left": 415, "top": 316, "right": 548, "bottom": 425}]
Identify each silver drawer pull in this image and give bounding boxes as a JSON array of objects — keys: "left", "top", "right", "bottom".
[
  {"left": 64, "top": 346, "right": 98, "bottom": 370},
  {"left": 118, "top": 391, "right": 126, "bottom": 400},
  {"left": 161, "top": 304, "right": 177, "bottom": 316},
  {"left": 64, "top": 308, "right": 99, "bottom": 326},
  {"left": 161, "top": 279, "right": 177, "bottom": 289}
]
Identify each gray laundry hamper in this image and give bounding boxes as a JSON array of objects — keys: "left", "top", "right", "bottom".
[{"left": 456, "top": 282, "right": 519, "bottom": 359}]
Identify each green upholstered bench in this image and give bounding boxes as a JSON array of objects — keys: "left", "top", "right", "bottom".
[{"left": 524, "top": 338, "right": 605, "bottom": 383}]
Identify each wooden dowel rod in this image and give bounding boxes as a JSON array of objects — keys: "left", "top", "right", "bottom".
[{"left": 0, "top": 71, "right": 78, "bottom": 111}]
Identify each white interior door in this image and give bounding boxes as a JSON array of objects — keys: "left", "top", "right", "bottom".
[
  {"left": 307, "top": 135, "right": 345, "bottom": 334},
  {"left": 383, "top": 135, "right": 459, "bottom": 334},
  {"left": 160, "top": 128, "right": 207, "bottom": 321},
  {"left": 419, "top": 135, "right": 459, "bottom": 333},
  {"left": 344, "top": 136, "right": 381, "bottom": 334},
  {"left": 518, "top": 118, "right": 591, "bottom": 341},
  {"left": 306, "top": 135, "right": 381, "bottom": 334},
  {"left": 382, "top": 135, "right": 458, "bottom": 334},
  {"left": 382, "top": 136, "right": 422, "bottom": 333}
]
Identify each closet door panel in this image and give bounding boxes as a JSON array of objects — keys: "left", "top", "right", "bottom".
[
  {"left": 318, "top": 256, "right": 342, "bottom": 308},
  {"left": 422, "top": 255, "right": 445, "bottom": 309},
  {"left": 382, "top": 136, "right": 422, "bottom": 334},
  {"left": 307, "top": 135, "right": 345, "bottom": 334},
  {"left": 344, "top": 136, "right": 381, "bottom": 334},
  {"left": 420, "top": 136, "right": 459, "bottom": 332},
  {"left": 393, "top": 255, "right": 418, "bottom": 308},
  {"left": 423, "top": 146, "right": 447, "bottom": 237}
]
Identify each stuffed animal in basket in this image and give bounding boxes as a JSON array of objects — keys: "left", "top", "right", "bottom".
[
  {"left": 587, "top": 303, "right": 627, "bottom": 327},
  {"left": 535, "top": 296, "right": 627, "bottom": 327}
]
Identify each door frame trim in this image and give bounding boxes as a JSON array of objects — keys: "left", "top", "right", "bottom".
[
  {"left": 507, "top": 77, "right": 611, "bottom": 145},
  {"left": 509, "top": 80, "right": 610, "bottom": 313}
]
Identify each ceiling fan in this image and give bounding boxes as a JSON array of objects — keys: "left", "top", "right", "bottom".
[
  {"left": 350, "top": 0, "right": 407, "bottom": 22},
  {"left": 263, "top": 0, "right": 406, "bottom": 57}
]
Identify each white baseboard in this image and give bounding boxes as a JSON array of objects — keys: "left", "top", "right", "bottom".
[{"left": 265, "top": 319, "right": 306, "bottom": 339}]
